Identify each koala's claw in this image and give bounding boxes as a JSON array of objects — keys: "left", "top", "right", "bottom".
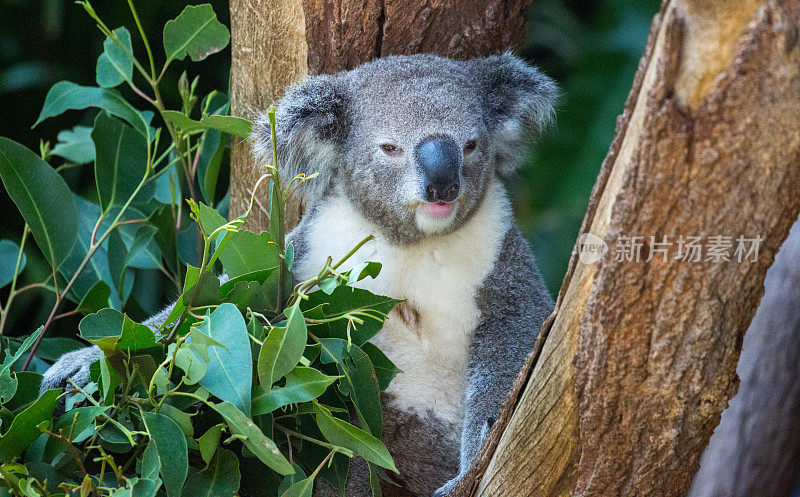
[{"left": 39, "top": 345, "right": 101, "bottom": 396}]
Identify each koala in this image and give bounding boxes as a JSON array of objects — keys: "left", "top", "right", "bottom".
[{"left": 41, "top": 53, "right": 557, "bottom": 497}]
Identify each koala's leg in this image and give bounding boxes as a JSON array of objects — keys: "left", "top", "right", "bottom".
[
  {"left": 39, "top": 345, "right": 102, "bottom": 395},
  {"left": 38, "top": 299, "right": 182, "bottom": 399},
  {"left": 38, "top": 274, "right": 236, "bottom": 399}
]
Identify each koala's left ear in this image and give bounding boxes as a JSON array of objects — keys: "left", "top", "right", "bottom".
[
  {"left": 252, "top": 74, "right": 350, "bottom": 205},
  {"left": 475, "top": 53, "right": 559, "bottom": 175}
]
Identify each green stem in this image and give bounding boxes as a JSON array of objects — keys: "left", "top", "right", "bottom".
[
  {"left": 126, "top": 0, "right": 156, "bottom": 80},
  {"left": 0, "top": 224, "right": 29, "bottom": 335},
  {"left": 22, "top": 168, "right": 151, "bottom": 371},
  {"left": 274, "top": 423, "right": 354, "bottom": 458}
]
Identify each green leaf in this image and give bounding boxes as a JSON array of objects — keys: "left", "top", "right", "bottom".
[
  {"left": 93, "top": 112, "right": 151, "bottom": 212},
  {"left": 96, "top": 27, "right": 134, "bottom": 88},
  {"left": 61, "top": 197, "right": 136, "bottom": 308},
  {"left": 98, "top": 357, "right": 121, "bottom": 406},
  {"left": 338, "top": 344, "right": 382, "bottom": 438},
  {"left": 181, "top": 447, "right": 240, "bottom": 497},
  {"left": 257, "top": 303, "right": 307, "bottom": 389},
  {"left": 108, "top": 229, "right": 127, "bottom": 297},
  {"left": 313, "top": 403, "right": 396, "bottom": 473},
  {"left": 277, "top": 464, "right": 306, "bottom": 495},
  {"left": 0, "top": 389, "right": 60, "bottom": 462},
  {"left": 172, "top": 345, "right": 207, "bottom": 386},
  {"left": 163, "top": 111, "right": 251, "bottom": 139},
  {"left": 50, "top": 125, "right": 95, "bottom": 164},
  {"left": 154, "top": 162, "right": 182, "bottom": 205},
  {"left": 193, "top": 200, "right": 226, "bottom": 236},
  {"left": 76, "top": 281, "right": 111, "bottom": 315},
  {"left": 302, "top": 287, "right": 401, "bottom": 346},
  {"left": 0, "top": 332, "right": 39, "bottom": 403},
  {"left": 54, "top": 406, "right": 107, "bottom": 441},
  {"left": 196, "top": 303, "right": 252, "bottom": 416},
  {"left": 220, "top": 231, "right": 279, "bottom": 279},
  {"left": 199, "top": 130, "right": 226, "bottom": 203},
  {"left": 140, "top": 441, "right": 160, "bottom": 481},
  {"left": 0, "top": 138, "right": 77, "bottom": 271},
  {"left": 4, "top": 372, "right": 41, "bottom": 412},
  {"left": 143, "top": 411, "right": 188, "bottom": 497},
  {"left": 163, "top": 4, "right": 230, "bottom": 63},
  {"left": 361, "top": 343, "right": 401, "bottom": 391},
  {"left": 211, "top": 401, "right": 292, "bottom": 475},
  {"left": 252, "top": 367, "right": 339, "bottom": 415},
  {"left": 197, "top": 424, "right": 223, "bottom": 466},
  {"left": 79, "top": 308, "right": 157, "bottom": 355},
  {"left": 34, "top": 81, "right": 152, "bottom": 140},
  {"left": 280, "top": 475, "right": 315, "bottom": 497},
  {"left": 0, "top": 240, "right": 25, "bottom": 290}
]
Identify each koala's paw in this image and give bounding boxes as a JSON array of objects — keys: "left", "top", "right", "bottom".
[
  {"left": 39, "top": 345, "right": 101, "bottom": 395},
  {"left": 433, "top": 473, "right": 463, "bottom": 497}
]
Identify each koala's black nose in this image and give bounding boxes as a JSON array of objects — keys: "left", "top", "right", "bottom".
[{"left": 415, "top": 136, "right": 460, "bottom": 203}]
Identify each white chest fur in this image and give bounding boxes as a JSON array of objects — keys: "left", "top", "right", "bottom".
[{"left": 293, "top": 181, "right": 509, "bottom": 428}]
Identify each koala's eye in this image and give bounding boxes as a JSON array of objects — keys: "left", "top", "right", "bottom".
[
  {"left": 464, "top": 139, "right": 478, "bottom": 154},
  {"left": 380, "top": 143, "right": 402, "bottom": 156}
]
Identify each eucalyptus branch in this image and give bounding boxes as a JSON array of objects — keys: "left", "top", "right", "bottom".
[
  {"left": 274, "top": 423, "right": 354, "bottom": 458},
  {"left": 289, "top": 234, "right": 375, "bottom": 304},
  {"left": 125, "top": 0, "right": 156, "bottom": 80},
  {"left": 22, "top": 166, "right": 152, "bottom": 370},
  {"left": 0, "top": 224, "right": 29, "bottom": 335}
]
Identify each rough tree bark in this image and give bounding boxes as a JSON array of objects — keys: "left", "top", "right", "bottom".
[
  {"left": 228, "top": 0, "right": 531, "bottom": 230},
  {"left": 687, "top": 213, "right": 800, "bottom": 497},
  {"left": 448, "top": 1, "right": 800, "bottom": 496}
]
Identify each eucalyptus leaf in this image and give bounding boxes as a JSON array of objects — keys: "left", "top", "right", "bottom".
[
  {"left": 361, "top": 342, "right": 401, "bottom": 391},
  {"left": 163, "top": 111, "right": 250, "bottom": 139},
  {"left": 96, "top": 27, "right": 133, "bottom": 88},
  {"left": 280, "top": 475, "right": 315, "bottom": 497},
  {"left": 252, "top": 367, "right": 340, "bottom": 416},
  {"left": 163, "top": 4, "right": 230, "bottom": 63},
  {"left": 211, "top": 401, "right": 292, "bottom": 476},
  {"left": 0, "top": 138, "right": 77, "bottom": 271},
  {"left": 257, "top": 302, "right": 307, "bottom": 389},
  {"left": 142, "top": 411, "right": 188, "bottom": 497},
  {"left": 181, "top": 447, "right": 240, "bottom": 497},
  {"left": 0, "top": 240, "right": 25, "bottom": 290},
  {"left": 34, "top": 81, "right": 152, "bottom": 140},
  {"left": 302, "top": 287, "right": 400, "bottom": 346},
  {"left": 0, "top": 389, "right": 60, "bottom": 462},
  {"left": 313, "top": 403, "right": 396, "bottom": 473},
  {"left": 0, "top": 332, "right": 39, "bottom": 403},
  {"left": 93, "top": 112, "right": 151, "bottom": 212},
  {"left": 197, "top": 424, "right": 223, "bottom": 466},
  {"left": 51, "top": 125, "right": 95, "bottom": 164},
  {"left": 76, "top": 281, "right": 111, "bottom": 315},
  {"left": 197, "top": 303, "right": 252, "bottom": 415}
]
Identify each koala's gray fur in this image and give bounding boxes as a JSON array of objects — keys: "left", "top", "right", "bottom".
[{"left": 41, "top": 53, "right": 557, "bottom": 496}]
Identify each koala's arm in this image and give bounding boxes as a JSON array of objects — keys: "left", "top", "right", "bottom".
[
  {"left": 38, "top": 303, "right": 180, "bottom": 395},
  {"left": 435, "top": 227, "right": 554, "bottom": 496}
]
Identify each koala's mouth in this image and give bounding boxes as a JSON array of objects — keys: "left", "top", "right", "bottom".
[{"left": 418, "top": 200, "right": 456, "bottom": 220}]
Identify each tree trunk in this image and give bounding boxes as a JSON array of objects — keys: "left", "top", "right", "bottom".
[
  {"left": 228, "top": 0, "right": 532, "bottom": 230},
  {"left": 687, "top": 214, "right": 800, "bottom": 497},
  {"left": 450, "top": 1, "right": 800, "bottom": 496},
  {"left": 228, "top": 0, "right": 309, "bottom": 230}
]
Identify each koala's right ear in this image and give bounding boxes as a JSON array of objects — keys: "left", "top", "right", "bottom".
[{"left": 252, "top": 74, "right": 350, "bottom": 205}]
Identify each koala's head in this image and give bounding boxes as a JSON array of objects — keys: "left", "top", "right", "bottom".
[{"left": 253, "top": 53, "right": 558, "bottom": 244}]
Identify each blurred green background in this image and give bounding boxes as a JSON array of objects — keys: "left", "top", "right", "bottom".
[{"left": 0, "top": 0, "right": 659, "bottom": 335}]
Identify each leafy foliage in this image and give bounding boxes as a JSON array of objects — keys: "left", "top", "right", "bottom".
[{"left": 0, "top": 3, "right": 399, "bottom": 495}]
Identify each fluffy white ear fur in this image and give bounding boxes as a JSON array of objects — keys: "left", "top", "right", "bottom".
[
  {"left": 476, "top": 52, "right": 559, "bottom": 176},
  {"left": 251, "top": 74, "right": 350, "bottom": 207}
]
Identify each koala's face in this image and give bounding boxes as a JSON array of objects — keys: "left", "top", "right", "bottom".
[{"left": 254, "top": 54, "right": 558, "bottom": 244}]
